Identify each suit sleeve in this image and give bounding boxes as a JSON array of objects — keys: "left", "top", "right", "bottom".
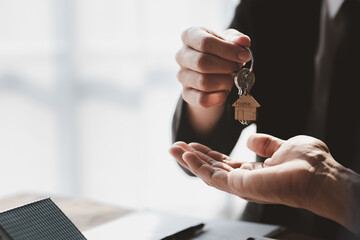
[{"left": 172, "top": 87, "right": 245, "bottom": 154}]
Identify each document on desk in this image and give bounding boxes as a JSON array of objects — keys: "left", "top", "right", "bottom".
[{"left": 84, "top": 209, "right": 283, "bottom": 240}]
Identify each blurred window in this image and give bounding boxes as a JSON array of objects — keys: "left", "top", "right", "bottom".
[{"left": 0, "top": 0, "right": 253, "bottom": 219}]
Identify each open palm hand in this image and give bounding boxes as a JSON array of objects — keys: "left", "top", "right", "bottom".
[{"left": 169, "top": 134, "right": 334, "bottom": 210}]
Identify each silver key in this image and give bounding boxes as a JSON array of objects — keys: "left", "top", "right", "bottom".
[
  {"left": 232, "top": 47, "right": 260, "bottom": 125},
  {"left": 235, "top": 68, "right": 255, "bottom": 96}
]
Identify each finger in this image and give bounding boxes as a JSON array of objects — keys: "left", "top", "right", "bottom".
[
  {"left": 176, "top": 45, "right": 239, "bottom": 74},
  {"left": 224, "top": 160, "right": 245, "bottom": 168},
  {"left": 169, "top": 145, "right": 189, "bottom": 169},
  {"left": 182, "top": 87, "right": 229, "bottom": 108},
  {"left": 189, "top": 142, "right": 231, "bottom": 162},
  {"left": 186, "top": 142, "right": 233, "bottom": 170},
  {"left": 182, "top": 27, "right": 251, "bottom": 63},
  {"left": 173, "top": 141, "right": 195, "bottom": 152},
  {"left": 192, "top": 150, "right": 233, "bottom": 171},
  {"left": 183, "top": 151, "right": 230, "bottom": 189},
  {"left": 169, "top": 141, "right": 195, "bottom": 169},
  {"left": 188, "top": 143, "right": 255, "bottom": 170},
  {"left": 247, "top": 133, "right": 284, "bottom": 158},
  {"left": 207, "top": 151, "right": 231, "bottom": 162},
  {"left": 221, "top": 28, "right": 251, "bottom": 47},
  {"left": 182, "top": 151, "right": 216, "bottom": 181},
  {"left": 188, "top": 142, "right": 212, "bottom": 154},
  {"left": 177, "top": 68, "right": 233, "bottom": 92}
]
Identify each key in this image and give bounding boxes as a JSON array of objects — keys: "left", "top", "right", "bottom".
[
  {"left": 232, "top": 47, "right": 260, "bottom": 125},
  {"left": 234, "top": 68, "right": 255, "bottom": 96}
]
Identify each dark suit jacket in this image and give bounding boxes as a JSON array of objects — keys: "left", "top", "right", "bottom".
[{"left": 172, "top": 0, "right": 359, "bottom": 239}]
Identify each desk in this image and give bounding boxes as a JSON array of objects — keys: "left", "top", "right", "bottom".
[
  {"left": 0, "top": 194, "right": 320, "bottom": 240},
  {"left": 0, "top": 193, "right": 132, "bottom": 232}
]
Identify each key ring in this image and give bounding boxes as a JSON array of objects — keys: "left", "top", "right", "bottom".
[
  {"left": 243, "top": 47, "right": 254, "bottom": 72},
  {"left": 233, "top": 47, "right": 255, "bottom": 94}
]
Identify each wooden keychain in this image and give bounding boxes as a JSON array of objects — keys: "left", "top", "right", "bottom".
[{"left": 232, "top": 47, "right": 260, "bottom": 125}]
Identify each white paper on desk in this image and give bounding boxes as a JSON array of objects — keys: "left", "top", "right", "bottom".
[{"left": 84, "top": 209, "right": 282, "bottom": 240}]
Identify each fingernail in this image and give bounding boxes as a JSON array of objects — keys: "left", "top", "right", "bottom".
[
  {"left": 264, "top": 159, "right": 272, "bottom": 166},
  {"left": 238, "top": 50, "right": 250, "bottom": 62}
]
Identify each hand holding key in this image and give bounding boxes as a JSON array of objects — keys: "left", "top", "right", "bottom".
[{"left": 176, "top": 27, "right": 251, "bottom": 108}]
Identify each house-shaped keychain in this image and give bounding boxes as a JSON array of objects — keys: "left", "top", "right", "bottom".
[
  {"left": 232, "top": 94, "right": 260, "bottom": 122},
  {"left": 0, "top": 198, "right": 86, "bottom": 240}
]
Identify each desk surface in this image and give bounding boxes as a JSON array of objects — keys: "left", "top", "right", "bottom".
[
  {"left": 0, "top": 193, "right": 132, "bottom": 232},
  {"left": 0, "top": 193, "right": 320, "bottom": 240}
]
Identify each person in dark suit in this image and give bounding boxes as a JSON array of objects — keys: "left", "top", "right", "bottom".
[{"left": 171, "top": 0, "right": 360, "bottom": 239}]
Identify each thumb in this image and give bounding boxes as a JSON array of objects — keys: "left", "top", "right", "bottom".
[
  {"left": 247, "top": 133, "right": 284, "bottom": 158},
  {"left": 220, "top": 28, "right": 251, "bottom": 47}
]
